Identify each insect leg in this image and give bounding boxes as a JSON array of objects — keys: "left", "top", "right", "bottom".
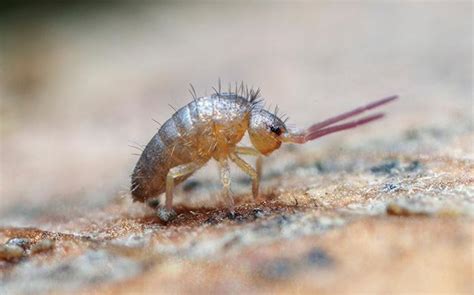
[
  {"left": 218, "top": 157, "right": 234, "bottom": 212},
  {"left": 235, "top": 146, "right": 260, "bottom": 156},
  {"left": 229, "top": 153, "right": 260, "bottom": 200},
  {"left": 235, "top": 146, "right": 263, "bottom": 199},
  {"left": 160, "top": 162, "right": 201, "bottom": 222},
  {"left": 256, "top": 156, "right": 262, "bottom": 192}
]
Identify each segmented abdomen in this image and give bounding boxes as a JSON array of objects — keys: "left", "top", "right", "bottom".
[{"left": 131, "top": 95, "right": 251, "bottom": 202}]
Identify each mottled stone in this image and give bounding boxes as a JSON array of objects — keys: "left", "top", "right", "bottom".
[{"left": 0, "top": 244, "right": 25, "bottom": 261}]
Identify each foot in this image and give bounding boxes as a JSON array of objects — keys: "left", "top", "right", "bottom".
[
  {"left": 226, "top": 210, "right": 236, "bottom": 220},
  {"left": 157, "top": 207, "right": 177, "bottom": 222}
]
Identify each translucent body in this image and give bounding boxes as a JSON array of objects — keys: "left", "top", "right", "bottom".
[
  {"left": 131, "top": 87, "right": 397, "bottom": 222},
  {"left": 131, "top": 94, "right": 252, "bottom": 203}
]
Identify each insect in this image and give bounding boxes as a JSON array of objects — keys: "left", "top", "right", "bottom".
[{"left": 131, "top": 82, "right": 398, "bottom": 222}]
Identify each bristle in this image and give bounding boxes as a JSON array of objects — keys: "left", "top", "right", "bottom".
[
  {"left": 212, "top": 86, "right": 219, "bottom": 96},
  {"left": 168, "top": 104, "right": 177, "bottom": 112},
  {"left": 188, "top": 83, "right": 197, "bottom": 101},
  {"left": 152, "top": 118, "right": 162, "bottom": 127},
  {"left": 249, "top": 87, "right": 261, "bottom": 102},
  {"left": 192, "top": 80, "right": 265, "bottom": 105}
]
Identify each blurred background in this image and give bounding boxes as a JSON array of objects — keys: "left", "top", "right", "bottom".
[{"left": 0, "top": 1, "right": 472, "bottom": 214}]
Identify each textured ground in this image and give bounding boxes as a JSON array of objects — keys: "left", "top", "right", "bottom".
[{"left": 0, "top": 2, "right": 473, "bottom": 294}]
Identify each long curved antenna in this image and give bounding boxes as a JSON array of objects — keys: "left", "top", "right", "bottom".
[
  {"left": 282, "top": 95, "right": 399, "bottom": 144},
  {"left": 307, "top": 95, "right": 398, "bottom": 134},
  {"left": 306, "top": 113, "right": 385, "bottom": 141}
]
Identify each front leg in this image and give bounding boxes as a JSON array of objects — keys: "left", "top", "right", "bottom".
[
  {"left": 217, "top": 157, "right": 234, "bottom": 213},
  {"left": 234, "top": 146, "right": 263, "bottom": 200},
  {"left": 158, "top": 162, "right": 201, "bottom": 222},
  {"left": 229, "top": 153, "right": 260, "bottom": 200}
]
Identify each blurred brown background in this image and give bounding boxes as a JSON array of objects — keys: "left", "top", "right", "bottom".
[{"left": 1, "top": 1, "right": 471, "bottom": 214}]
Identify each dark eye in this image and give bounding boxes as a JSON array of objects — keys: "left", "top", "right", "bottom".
[{"left": 270, "top": 125, "right": 282, "bottom": 136}]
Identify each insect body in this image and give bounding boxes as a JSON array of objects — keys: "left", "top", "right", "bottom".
[{"left": 131, "top": 84, "right": 398, "bottom": 222}]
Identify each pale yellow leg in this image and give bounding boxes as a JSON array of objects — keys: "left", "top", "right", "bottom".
[
  {"left": 235, "top": 146, "right": 261, "bottom": 156},
  {"left": 234, "top": 146, "right": 263, "bottom": 200},
  {"left": 160, "top": 162, "right": 201, "bottom": 222},
  {"left": 235, "top": 146, "right": 262, "bottom": 182},
  {"left": 218, "top": 157, "right": 234, "bottom": 211},
  {"left": 229, "top": 153, "right": 260, "bottom": 200},
  {"left": 256, "top": 156, "right": 262, "bottom": 189}
]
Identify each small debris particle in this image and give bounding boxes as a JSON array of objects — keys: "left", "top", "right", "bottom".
[
  {"left": 30, "top": 239, "right": 55, "bottom": 254},
  {"left": 0, "top": 244, "right": 25, "bottom": 261},
  {"left": 370, "top": 160, "right": 399, "bottom": 174},
  {"left": 6, "top": 237, "right": 31, "bottom": 250},
  {"left": 259, "top": 248, "right": 334, "bottom": 281},
  {"left": 222, "top": 236, "right": 242, "bottom": 250},
  {"left": 226, "top": 211, "right": 236, "bottom": 220},
  {"left": 382, "top": 183, "right": 400, "bottom": 193},
  {"left": 386, "top": 203, "right": 430, "bottom": 217},
  {"left": 306, "top": 248, "right": 333, "bottom": 267},
  {"left": 313, "top": 161, "right": 326, "bottom": 173},
  {"left": 226, "top": 211, "right": 245, "bottom": 222},
  {"left": 204, "top": 215, "right": 220, "bottom": 225},
  {"left": 252, "top": 208, "right": 265, "bottom": 219}
]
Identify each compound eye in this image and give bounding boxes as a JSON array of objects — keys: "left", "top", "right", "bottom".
[{"left": 270, "top": 125, "right": 282, "bottom": 136}]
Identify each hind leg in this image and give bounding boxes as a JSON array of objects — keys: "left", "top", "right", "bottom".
[{"left": 158, "top": 162, "right": 201, "bottom": 222}]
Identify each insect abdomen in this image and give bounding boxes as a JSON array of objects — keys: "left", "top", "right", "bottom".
[
  {"left": 130, "top": 95, "right": 252, "bottom": 202},
  {"left": 131, "top": 103, "right": 211, "bottom": 202},
  {"left": 131, "top": 133, "right": 169, "bottom": 202}
]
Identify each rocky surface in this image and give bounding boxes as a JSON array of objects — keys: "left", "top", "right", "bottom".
[
  {"left": 1, "top": 122, "right": 472, "bottom": 294},
  {"left": 1, "top": 2, "right": 472, "bottom": 294}
]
